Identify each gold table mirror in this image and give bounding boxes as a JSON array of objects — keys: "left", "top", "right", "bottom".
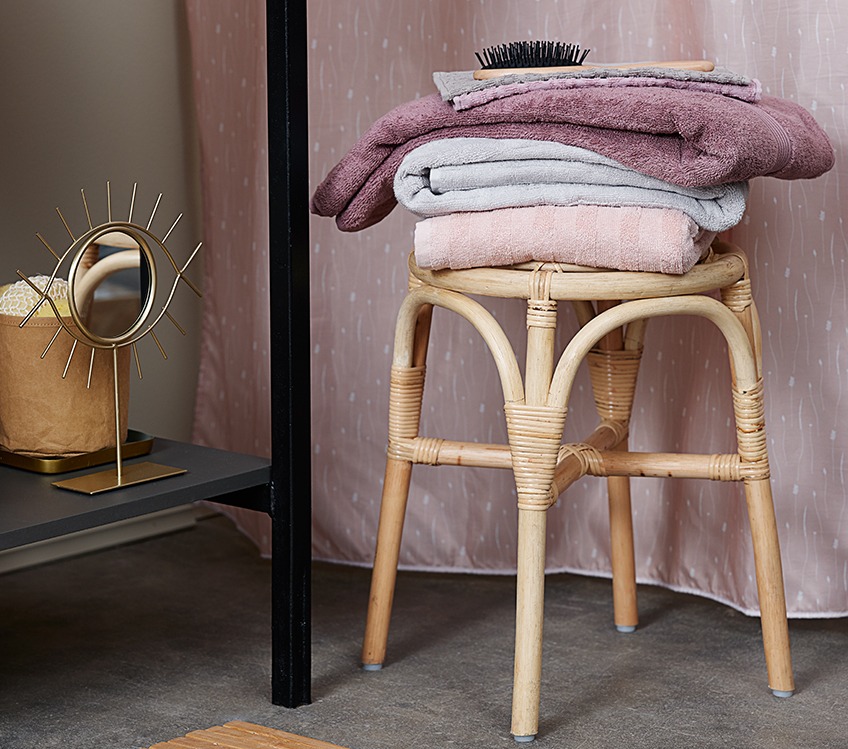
[{"left": 18, "top": 183, "right": 202, "bottom": 494}]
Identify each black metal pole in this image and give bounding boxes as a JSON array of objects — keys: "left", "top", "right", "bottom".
[{"left": 266, "top": 0, "right": 311, "bottom": 707}]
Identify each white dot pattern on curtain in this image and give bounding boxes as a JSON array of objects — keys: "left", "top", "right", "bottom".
[{"left": 190, "top": 0, "right": 847, "bottom": 616}]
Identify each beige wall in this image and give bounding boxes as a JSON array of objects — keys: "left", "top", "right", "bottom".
[{"left": 0, "top": 0, "right": 201, "bottom": 440}]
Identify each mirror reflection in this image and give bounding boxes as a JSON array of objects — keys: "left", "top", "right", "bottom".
[{"left": 72, "top": 231, "right": 151, "bottom": 340}]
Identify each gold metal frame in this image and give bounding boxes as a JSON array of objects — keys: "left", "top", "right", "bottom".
[
  {"left": 66, "top": 224, "right": 158, "bottom": 347},
  {"left": 16, "top": 183, "right": 201, "bottom": 493}
]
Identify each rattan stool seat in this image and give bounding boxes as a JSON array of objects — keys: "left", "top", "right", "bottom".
[{"left": 362, "top": 239, "right": 792, "bottom": 742}]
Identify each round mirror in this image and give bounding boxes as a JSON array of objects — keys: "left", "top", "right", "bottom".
[{"left": 67, "top": 225, "right": 156, "bottom": 346}]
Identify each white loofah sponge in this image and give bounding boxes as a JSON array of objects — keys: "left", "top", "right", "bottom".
[{"left": 0, "top": 275, "right": 71, "bottom": 317}]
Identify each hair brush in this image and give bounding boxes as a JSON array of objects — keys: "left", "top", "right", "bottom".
[{"left": 473, "top": 41, "right": 714, "bottom": 80}]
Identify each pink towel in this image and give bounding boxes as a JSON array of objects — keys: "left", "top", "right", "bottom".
[
  {"left": 311, "top": 89, "right": 834, "bottom": 232},
  {"left": 413, "top": 205, "right": 717, "bottom": 275}
]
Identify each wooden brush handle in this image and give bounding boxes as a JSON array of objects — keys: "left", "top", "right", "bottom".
[
  {"left": 596, "top": 60, "right": 715, "bottom": 71},
  {"left": 473, "top": 60, "right": 715, "bottom": 80}
]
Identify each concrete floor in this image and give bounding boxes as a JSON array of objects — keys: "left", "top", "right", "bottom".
[{"left": 0, "top": 515, "right": 845, "bottom": 748}]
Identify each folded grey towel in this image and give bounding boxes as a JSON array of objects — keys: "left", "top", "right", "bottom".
[
  {"left": 448, "top": 73, "right": 762, "bottom": 111},
  {"left": 394, "top": 138, "right": 749, "bottom": 232},
  {"left": 433, "top": 66, "right": 756, "bottom": 101}
]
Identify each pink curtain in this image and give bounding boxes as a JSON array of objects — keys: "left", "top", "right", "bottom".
[
  {"left": 191, "top": 1, "right": 848, "bottom": 616},
  {"left": 186, "top": 0, "right": 273, "bottom": 551}
]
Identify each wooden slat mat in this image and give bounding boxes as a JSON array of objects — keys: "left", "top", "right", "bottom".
[{"left": 147, "top": 720, "right": 350, "bottom": 749}]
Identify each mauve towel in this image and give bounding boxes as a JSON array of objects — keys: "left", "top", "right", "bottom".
[
  {"left": 310, "top": 88, "right": 834, "bottom": 232},
  {"left": 394, "top": 138, "right": 748, "bottom": 232},
  {"left": 414, "top": 205, "right": 717, "bottom": 275}
]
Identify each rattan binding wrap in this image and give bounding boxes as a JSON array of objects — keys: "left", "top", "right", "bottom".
[
  {"left": 586, "top": 348, "right": 643, "bottom": 424},
  {"left": 385, "top": 364, "right": 426, "bottom": 460},
  {"left": 733, "top": 378, "right": 770, "bottom": 479},
  {"left": 504, "top": 402, "right": 568, "bottom": 510}
]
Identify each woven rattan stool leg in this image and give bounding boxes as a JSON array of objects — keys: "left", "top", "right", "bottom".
[
  {"left": 719, "top": 252, "right": 794, "bottom": 696},
  {"left": 512, "top": 509, "right": 547, "bottom": 742},
  {"left": 510, "top": 277, "right": 564, "bottom": 742},
  {"left": 362, "top": 301, "right": 434, "bottom": 669},
  {"left": 362, "top": 457, "right": 413, "bottom": 669},
  {"left": 607, "top": 441, "right": 638, "bottom": 632},
  {"left": 744, "top": 476, "right": 794, "bottom": 696},
  {"left": 588, "top": 304, "right": 643, "bottom": 633}
]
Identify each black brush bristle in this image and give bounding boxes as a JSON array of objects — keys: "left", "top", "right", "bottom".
[{"left": 475, "top": 40, "right": 590, "bottom": 69}]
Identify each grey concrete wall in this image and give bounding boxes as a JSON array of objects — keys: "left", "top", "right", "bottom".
[{"left": 0, "top": 0, "right": 202, "bottom": 441}]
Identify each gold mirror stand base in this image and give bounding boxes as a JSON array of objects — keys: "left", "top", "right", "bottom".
[{"left": 52, "top": 461, "right": 186, "bottom": 495}]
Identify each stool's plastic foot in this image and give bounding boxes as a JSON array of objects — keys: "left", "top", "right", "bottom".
[
  {"left": 616, "top": 624, "right": 637, "bottom": 633},
  {"left": 513, "top": 735, "right": 536, "bottom": 743},
  {"left": 361, "top": 663, "right": 383, "bottom": 671},
  {"left": 772, "top": 689, "right": 794, "bottom": 698}
]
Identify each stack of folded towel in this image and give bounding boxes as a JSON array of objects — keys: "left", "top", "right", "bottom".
[{"left": 312, "top": 63, "right": 833, "bottom": 274}]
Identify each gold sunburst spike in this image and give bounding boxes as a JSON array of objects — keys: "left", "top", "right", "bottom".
[
  {"left": 62, "top": 339, "right": 78, "bottom": 379},
  {"left": 20, "top": 298, "right": 46, "bottom": 327},
  {"left": 18, "top": 294, "right": 50, "bottom": 328},
  {"left": 41, "top": 326, "right": 63, "bottom": 359},
  {"left": 35, "top": 232, "right": 61, "bottom": 261},
  {"left": 162, "top": 212, "right": 182, "bottom": 243},
  {"left": 86, "top": 348, "right": 97, "bottom": 389},
  {"left": 81, "top": 188, "right": 93, "bottom": 230},
  {"left": 150, "top": 329, "right": 168, "bottom": 360},
  {"left": 179, "top": 276, "right": 202, "bottom": 298},
  {"left": 128, "top": 182, "right": 138, "bottom": 224},
  {"left": 56, "top": 207, "right": 75, "bottom": 242},
  {"left": 177, "top": 242, "right": 203, "bottom": 297},
  {"left": 153, "top": 239, "right": 202, "bottom": 303},
  {"left": 132, "top": 341, "right": 143, "bottom": 379},
  {"left": 107, "top": 180, "right": 112, "bottom": 222},
  {"left": 182, "top": 242, "right": 202, "bottom": 272},
  {"left": 147, "top": 193, "right": 163, "bottom": 231},
  {"left": 165, "top": 310, "right": 186, "bottom": 335}
]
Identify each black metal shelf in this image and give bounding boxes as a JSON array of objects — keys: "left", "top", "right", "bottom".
[
  {"left": 0, "top": 439, "right": 271, "bottom": 552},
  {"left": 0, "top": 0, "right": 311, "bottom": 711}
]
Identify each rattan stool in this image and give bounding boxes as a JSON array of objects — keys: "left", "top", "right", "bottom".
[{"left": 361, "top": 239, "right": 793, "bottom": 742}]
